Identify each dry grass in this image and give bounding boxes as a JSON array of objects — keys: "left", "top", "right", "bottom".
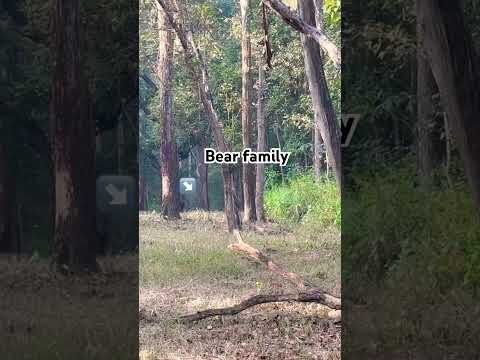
[
  {"left": 140, "top": 211, "right": 341, "bottom": 359},
  {"left": 1, "top": 255, "right": 138, "bottom": 360}
]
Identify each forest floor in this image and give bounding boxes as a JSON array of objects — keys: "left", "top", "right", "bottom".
[
  {"left": 0, "top": 254, "right": 138, "bottom": 360},
  {"left": 139, "top": 211, "right": 341, "bottom": 360}
]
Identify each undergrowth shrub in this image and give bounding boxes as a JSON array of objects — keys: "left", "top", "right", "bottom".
[
  {"left": 343, "top": 164, "right": 480, "bottom": 296},
  {"left": 265, "top": 172, "right": 340, "bottom": 230}
]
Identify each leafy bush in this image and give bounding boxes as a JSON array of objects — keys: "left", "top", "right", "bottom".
[
  {"left": 343, "top": 163, "right": 480, "bottom": 294},
  {"left": 265, "top": 172, "right": 340, "bottom": 230}
]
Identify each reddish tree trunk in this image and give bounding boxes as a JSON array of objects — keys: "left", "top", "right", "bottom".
[
  {"left": 51, "top": 0, "right": 97, "bottom": 271},
  {"left": 157, "top": 7, "right": 180, "bottom": 219},
  {"left": 240, "top": 0, "right": 256, "bottom": 223}
]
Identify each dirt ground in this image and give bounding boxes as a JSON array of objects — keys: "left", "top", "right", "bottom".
[{"left": 139, "top": 211, "right": 341, "bottom": 360}]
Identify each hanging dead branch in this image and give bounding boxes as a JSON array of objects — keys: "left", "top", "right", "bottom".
[{"left": 261, "top": 0, "right": 340, "bottom": 67}]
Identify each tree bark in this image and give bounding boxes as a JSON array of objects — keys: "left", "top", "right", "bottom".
[
  {"left": 274, "top": 117, "right": 286, "bottom": 183},
  {"left": 51, "top": 0, "right": 97, "bottom": 271},
  {"left": 240, "top": 0, "right": 256, "bottom": 223},
  {"left": 256, "top": 62, "right": 267, "bottom": 223},
  {"left": 313, "top": 0, "right": 326, "bottom": 181},
  {"left": 117, "top": 119, "right": 125, "bottom": 174},
  {"left": 181, "top": 231, "right": 342, "bottom": 321},
  {"left": 422, "top": 0, "right": 480, "bottom": 210},
  {"left": 231, "top": 231, "right": 313, "bottom": 291},
  {"left": 139, "top": 173, "right": 147, "bottom": 211},
  {"left": 157, "top": 6, "right": 180, "bottom": 219},
  {"left": 261, "top": 0, "right": 340, "bottom": 67},
  {"left": 0, "top": 140, "right": 18, "bottom": 253},
  {"left": 416, "top": 0, "right": 438, "bottom": 190},
  {"left": 299, "top": 0, "right": 341, "bottom": 187},
  {"left": 181, "top": 289, "right": 340, "bottom": 322},
  {"left": 313, "top": 127, "right": 325, "bottom": 180},
  {"left": 156, "top": 0, "right": 241, "bottom": 231},
  {"left": 196, "top": 135, "right": 210, "bottom": 211}
]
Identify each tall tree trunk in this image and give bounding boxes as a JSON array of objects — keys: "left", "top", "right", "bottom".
[
  {"left": 0, "top": 140, "right": 9, "bottom": 252},
  {"left": 188, "top": 151, "right": 192, "bottom": 177},
  {"left": 139, "top": 173, "right": 147, "bottom": 211},
  {"left": 256, "top": 62, "right": 267, "bottom": 222},
  {"left": 156, "top": 0, "right": 241, "bottom": 232},
  {"left": 313, "top": 0, "right": 325, "bottom": 181},
  {"left": 422, "top": 0, "right": 480, "bottom": 210},
  {"left": 51, "top": 0, "right": 97, "bottom": 271},
  {"left": 298, "top": 0, "right": 342, "bottom": 187},
  {"left": 416, "top": 0, "right": 437, "bottom": 189},
  {"left": 240, "top": 0, "right": 256, "bottom": 223},
  {"left": 157, "top": 6, "right": 180, "bottom": 219},
  {"left": 313, "top": 127, "right": 324, "bottom": 180},
  {"left": 274, "top": 117, "right": 286, "bottom": 184},
  {"left": 196, "top": 135, "right": 209, "bottom": 210},
  {"left": 0, "top": 141, "right": 18, "bottom": 253},
  {"left": 117, "top": 119, "right": 125, "bottom": 174}
]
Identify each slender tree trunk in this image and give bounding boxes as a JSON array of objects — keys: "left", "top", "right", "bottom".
[
  {"left": 422, "top": 0, "right": 480, "bottom": 210},
  {"left": 313, "top": 128, "right": 324, "bottom": 180},
  {"left": 240, "top": 0, "right": 256, "bottom": 223},
  {"left": 274, "top": 117, "right": 286, "bottom": 184},
  {"left": 256, "top": 62, "right": 267, "bottom": 223},
  {"left": 139, "top": 173, "right": 147, "bottom": 211},
  {"left": 416, "top": 0, "right": 437, "bottom": 189},
  {"left": 157, "top": 6, "right": 180, "bottom": 219},
  {"left": 117, "top": 119, "right": 125, "bottom": 174},
  {"left": 156, "top": 0, "right": 241, "bottom": 232},
  {"left": 313, "top": 0, "right": 324, "bottom": 30},
  {"left": 0, "top": 140, "right": 8, "bottom": 251},
  {"left": 313, "top": 0, "right": 325, "bottom": 181},
  {"left": 188, "top": 151, "right": 192, "bottom": 178},
  {"left": 299, "top": 0, "right": 341, "bottom": 187},
  {"left": 196, "top": 135, "right": 209, "bottom": 210},
  {"left": 51, "top": 0, "right": 97, "bottom": 271}
]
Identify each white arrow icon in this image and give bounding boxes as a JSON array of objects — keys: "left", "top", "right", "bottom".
[
  {"left": 105, "top": 184, "right": 127, "bottom": 205},
  {"left": 183, "top": 181, "right": 193, "bottom": 192}
]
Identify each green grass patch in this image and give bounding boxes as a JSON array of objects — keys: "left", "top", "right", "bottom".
[
  {"left": 265, "top": 172, "right": 340, "bottom": 230},
  {"left": 139, "top": 211, "right": 340, "bottom": 291}
]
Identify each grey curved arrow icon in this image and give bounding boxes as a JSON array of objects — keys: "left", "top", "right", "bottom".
[{"left": 106, "top": 183, "right": 127, "bottom": 205}]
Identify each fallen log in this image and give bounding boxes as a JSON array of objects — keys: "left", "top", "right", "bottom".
[
  {"left": 181, "top": 230, "right": 341, "bottom": 321},
  {"left": 231, "top": 231, "right": 340, "bottom": 305},
  {"left": 231, "top": 230, "right": 312, "bottom": 291},
  {"left": 181, "top": 289, "right": 340, "bottom": 322}
]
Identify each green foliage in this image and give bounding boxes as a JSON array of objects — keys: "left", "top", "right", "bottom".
[
  {"left": 265, "top": 173, "right": 340, "bottom": 229},
  {"left": 343, "top": 163, "right": 480, "bottom": 294},
  {"left": 139, "top": 0, "right": 341, "bottom": 204},
  {"left": 325, "top": 0, "right": 341, "bottom": 27}
]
